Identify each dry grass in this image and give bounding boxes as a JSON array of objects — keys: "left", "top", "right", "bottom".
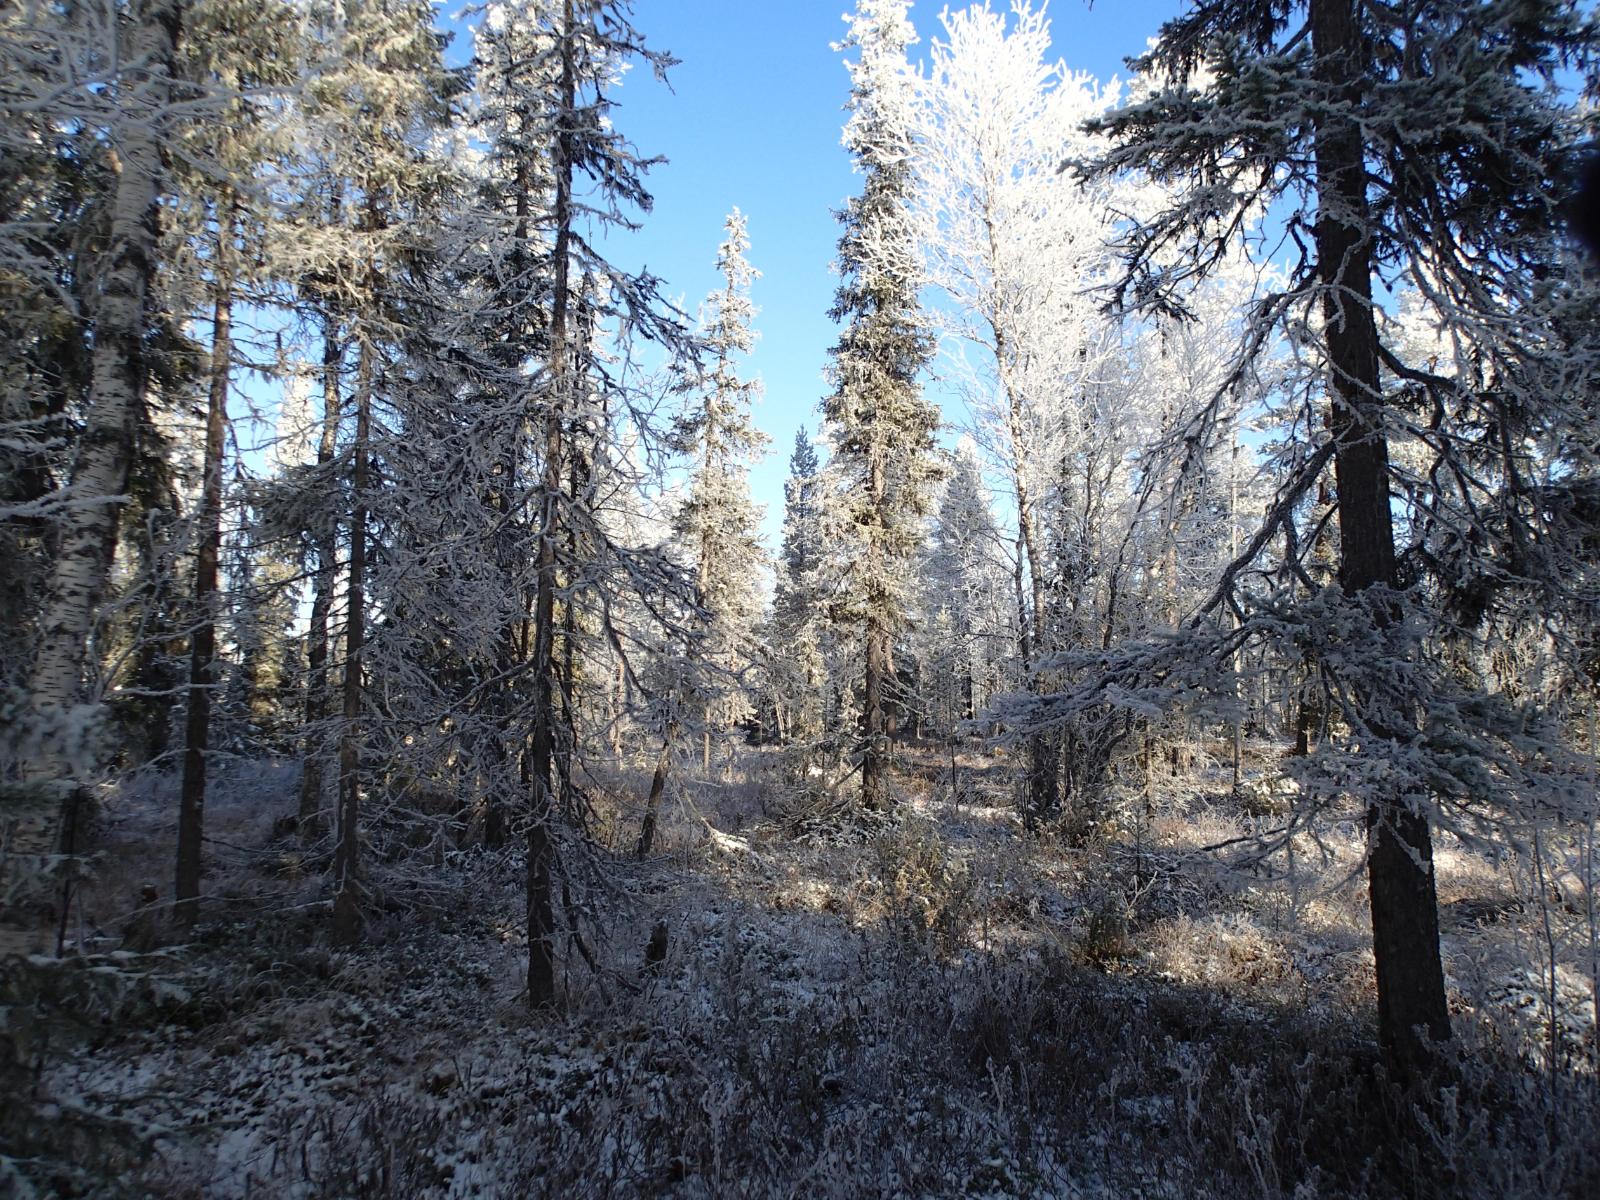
[{"left": 6, "top": 740, "right": 1600, "bottom": 1198}]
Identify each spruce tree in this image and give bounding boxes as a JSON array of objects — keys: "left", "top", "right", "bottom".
[
  {"left": 918, "top": 440, "right": 1009, "bottom": 735},
  {"left": 282, "top": 0, "right": 458, "bottom": 854},
  {"left": 172, "top": 0, "right": 303, "bottom": 925},
  {"left": 1081, "top": 0, "right": 1598, "bottom": 1081},
  {"left": 770, "top": 428, "right": 828, "bottom": 752},
  {"left": 823, "top": 0, "right": 941, "bottom": 813},
  {"left": 435, "top": 0, "right": 696, "bottom": 1005},
  {"left": 639, "top": 209, "right": 766, "bottom": 852},
  {"left": 674, "top": 208, "right": 768, "bottom": 775}
]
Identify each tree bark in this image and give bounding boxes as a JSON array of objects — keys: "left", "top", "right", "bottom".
[
  {"left": 527, "top": 0, "right": 577, "bottom": 1010},
  {"left": 1228, "top": 419, "right": 1243, "bottom": 792},
  {"left": 610, "top": 656, "right": 625, "bottom": 761},
  {"left": 1311, "top": 0, "right": 1450, "bottom": 1080},
  {"left": 299, "top": 304, "right": 342, "bottom": 829},
  {"left": 862, "top": 611, "right": 890, "bottom": 810},
  {"left": 995, "top": 324, "right": 1059, "bottom": 825},
  {"left": 1018, "top": 490, "right": 1058, "bottom": 822},
  {"left": 18, "top": 0, "right": 182, "bottom": 903},
  {"left": 636, "top": 723, "right": 676, "bottom": 858},
  {"left": 174, "top": 212, "right": 233, "bottom": 927},
  {"left": 331, "top": 340, "right": 373, "bottom": 944}
]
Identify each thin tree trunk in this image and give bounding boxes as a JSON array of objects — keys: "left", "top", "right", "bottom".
[
  {"left": 175, "top": 212, "right": 233, "bottom": 927},
  {"left": 1312, "top": 0, "right": 1449, "bottom": 1081},
  {"left": 482, "top": 160, "right": 539, "bottom": 852},
  {"left": 331, "top": 340, "right": 373, "bottom": 944},
  {"left": 1587, "top": 691, "right": 1599, "bottom": 1082},
  {"left": 610, "top": 656, "right": 625, "bottom": 761},
  {"left": 694, "top": 381, "right": 717, "bottom": 781},
  {"left": 559, "top": 445, "right": 583, "bottom": 820},
  {"left": 1228, "top": 420, "right": 1243, "bottom": 792},
  {"left": 862, "top": 610, "right": 890, "bottom": 811},
  {"left": 19, "top": 0, "right": 182, "bottom": 907},
  {"left": 991, "top": 310, "right": 1061, "bottom": 825},
  {"left": 299, "top": 304, "right": 342, "bottom": 829},
  {"left": 1006, "top": 384, "right": 1058, "bottom": 822},
  {"left": 1293, "top": 668, "right": 1320, "bottom": 758},
  {"left": 527, "top": 0, "right": 577, "bottom": 1010},
  {"left": 482, "top": 450, "right": 521, "bottom": 852},
  {"left": 1019, "top": 505, "right": 1057, "bottom": 822},
  {"left": 860, "top": 429, "right": 892, "bottom": 813},
  {"left": 636, "top": 723, "right": 676, "bottom": 858},
  {"left": 481, "top": 726, "right": 507, "bottom": 850}
]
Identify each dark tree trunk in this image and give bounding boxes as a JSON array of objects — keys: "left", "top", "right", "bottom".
[
  {"left": 1311, "top": 0, "right": 1450, "bottom": 1080},
  {"left": 1018, "top": 514, "right": 1059, "bottom": 823},
  {"left": 1293, "top": 671, "right": 1322, "bottom": 758},
  {"left": 636, "top": 723, "right": 676, "bottom": 858},
  {"left": 560, "top": 437, "right": 585, "bottom": 820},
  {"left": 299, "top": 305, "right": 342, "bottom": 829},
  {"left": 481, "top": 727, "right": 507, "bottom": 850},
  {"left": 527, "top": 0, "right": 577, "bottom": 1010},
  {"left": 610, "top": 657, "right": 625, "bottom": 760},
  {"left": 331, "top": 341, "right": 373, "bottom": 945},
  {"left": 175, "top": 216, "right": 233, "bottom": 927},
  {"left": 862, "top": 613, "right": 890, "bottom": 810}
]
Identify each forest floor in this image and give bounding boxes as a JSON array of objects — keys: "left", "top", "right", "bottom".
[{"left": 4, "top": 742, "right": 1600, "bottom": 1198}]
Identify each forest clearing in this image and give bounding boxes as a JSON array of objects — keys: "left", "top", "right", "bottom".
[
  {"left": 11, "top": 736, "right": 1600, "bottom": 1198},
  {"left": 4, "top": 0, "right": 1600, "bottom": 1195}
]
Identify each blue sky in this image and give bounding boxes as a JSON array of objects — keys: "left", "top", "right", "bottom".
[{"left": 467, "top": 0, "right": 1189, "bottom": 549}]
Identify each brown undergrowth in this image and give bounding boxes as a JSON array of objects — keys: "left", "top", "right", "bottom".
[{"left": 3, "top": 742, "right": 1597, "bottom": 1198}]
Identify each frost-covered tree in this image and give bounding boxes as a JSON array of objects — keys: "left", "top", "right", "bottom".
[
  {"left": 637, "top": 209, "right": 766, "bottom": 854},
  {"left": 170, "top": 0, "right": 303, "bottom": 926},
  {"left": 241, "top": 0, "right": 459, "bottom": 939},
  {"left": 2, "top": 0, "right": 186, "bottom": 902},
  {"left": 1113, "top": 254, "right": 1276, "bottom": 794},
  {"left": 768, "top": 428, "right": 830, "bottom": 754},
  {"left": 277, "top": 0, "right": 459, "bottom": 855},
  {"left": 912, "top": 0, "right": 1129, "bottom": 822},
  {"left": 822, "top": 0, "right": 942, "bottom": 813},
  {"left": 404, "top": 0, "right": 697, "bottom": 1003},
  {"left": 0, "top": 5, "right": 105, "bottom": 693},
  {"left": 671, "top": 208, "right": 768, "bottom": 777},
  {"left": 916, "top": 439, "right": 1012, "bottom": 737},
  {"left": 1066, "top": 0, "right": 1599, "bottom": 1081},
  {"left": 227, "top": 514, "right": 302, "bottom": 751}
]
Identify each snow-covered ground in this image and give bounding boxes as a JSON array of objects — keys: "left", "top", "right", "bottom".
[{"left": 6, "top": 744, "right": 1599, "bottom": 1198}]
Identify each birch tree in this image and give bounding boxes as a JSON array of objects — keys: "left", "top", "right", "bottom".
[
  {"left": 5, "top": 0, "right": 185, "bottom": 899},
  {"left": 912, "top": 0, "right": 1132, "bottom": 822},
  {"left": 0, "top": 3, "right": 104, "bottom": 697}
]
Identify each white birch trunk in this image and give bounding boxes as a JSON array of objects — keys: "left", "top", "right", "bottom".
[{"left": 8, "top": 0, "right": 182, "bottom": 894}]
